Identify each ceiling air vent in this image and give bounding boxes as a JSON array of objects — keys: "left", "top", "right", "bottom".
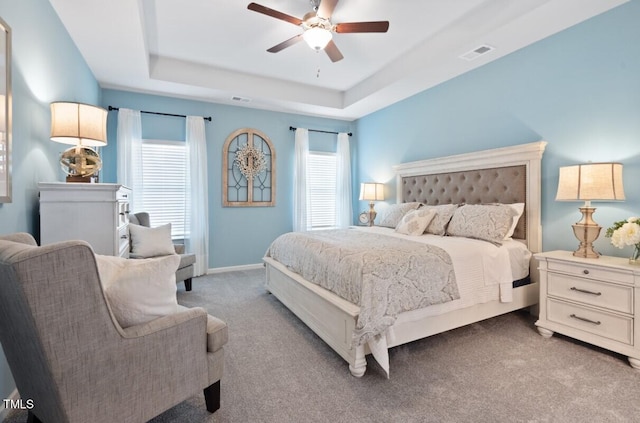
[
  {"left": 231, "top": 96, "right": 251, "bottom": 103},
  {"left": 459, "top": 44, "right": 495, "bottom": 61}
]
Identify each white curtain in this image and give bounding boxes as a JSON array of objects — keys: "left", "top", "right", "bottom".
[
  {"left": 116, "top": 109, "right": 143, "bottom": 211},
  {"left": 335, "top": 132, "right": 352, "bottom": 228},
  {"left": 185, "top": 116, "right": 209, "bottom": 276},
  {"left": 293, "top": 128, "right": 309, "bottom": 232}
]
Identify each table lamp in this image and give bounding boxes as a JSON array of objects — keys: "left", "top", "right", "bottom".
[
  {"left": 50, "top": 102, "right": 108, "bottom": 182},
  {"left": 556, "top": 162, "right": 625, "bottom": 258},
  {"left": 359, "top": 182, "right": 384, "bottom": 226}
]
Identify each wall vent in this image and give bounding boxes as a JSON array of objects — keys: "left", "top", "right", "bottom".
[
  {"left": 231, "top": 96, "right": 251, "bottom": 103},
  {"left": 459, "top": 44, "right": 495, "bottom": 61}
]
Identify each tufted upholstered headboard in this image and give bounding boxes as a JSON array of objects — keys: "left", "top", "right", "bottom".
[
  {"left": 401, "top": 165, "right": 527, "bottom": 239},
  {"left": 392, "top": 141, "right": 547, "bottom": 253}
]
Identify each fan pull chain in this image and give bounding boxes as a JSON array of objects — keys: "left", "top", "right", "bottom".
[{"left": 317, "top": 67, "right": 320, "bottom": 78}]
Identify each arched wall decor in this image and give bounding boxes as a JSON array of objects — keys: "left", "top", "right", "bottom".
[{"left": 223, "top": 128, "right": 276, "bottom": 207}]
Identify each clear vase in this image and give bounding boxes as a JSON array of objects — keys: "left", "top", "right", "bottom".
[{"left": 631, "top": 245, "right": 640, "bottom": 265}]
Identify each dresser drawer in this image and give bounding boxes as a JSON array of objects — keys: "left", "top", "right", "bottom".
[
  {"left": 117, "top": 201, "right": 129, "bottom": 227},
  {"left": 547, "top": 260, "right": 634, "bottom": 284},
  {"left": 548, "top": 273, "right": 633, "bottom": 314},
  {"left": 118, "top": 225, "right": 130, "bottom": 258},
  {"left": 547, "top": 298, "right": 633, "bottom": 345}
]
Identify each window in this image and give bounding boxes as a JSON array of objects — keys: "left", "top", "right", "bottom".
[
  {"left": 140, "top": 140, "right": 187, "bottom": 238},
  {"left": 307, "top": 151, "right": 337, "bottom": 229}
]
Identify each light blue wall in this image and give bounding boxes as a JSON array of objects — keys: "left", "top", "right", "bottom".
[
  {"left": 100, "top": 89, "right": 354, "bottom": 268},
  {"left": 0, "top": 0, "right": 101, "bottom": 406},
  {"left": 356, "top": 0, "right": 640, "bottom": 259},
  {"left": 1, "top": 0, "right": 639, "bottom": 409}
]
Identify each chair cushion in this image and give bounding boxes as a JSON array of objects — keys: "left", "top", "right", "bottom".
[
  {"left": 176, "top": 305, "right": 228, "bottom": 352},
  {"left": 97, "top": 254, "right": 180, "bottom": 328}
]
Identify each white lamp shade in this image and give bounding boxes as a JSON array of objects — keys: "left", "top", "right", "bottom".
[
  {"left": 50, "top": 102, "right": 108, "bottom": 147},
  {"left": 556, "top": 162, "right": 625, "bottom": 201},
  {"left": 303, "top": 27, "right": 332, "bottom": 50},
  {"left": 359, "top": 182, "right": 385, "bottom": 201}
]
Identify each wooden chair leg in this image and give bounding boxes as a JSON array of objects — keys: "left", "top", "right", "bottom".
[
  {"left": 203, "top": 380, "right": 220, "bottom": 413},
  {"left": 184, "top": 278, "right": 192, "bottom": 292},
  {"left": 27, "top": 411, "right": 43, "bottom": 423}
]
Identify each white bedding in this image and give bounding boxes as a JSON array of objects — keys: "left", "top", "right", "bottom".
[{"left": 350, "top": 226, "right": 532, "bottom": 376}]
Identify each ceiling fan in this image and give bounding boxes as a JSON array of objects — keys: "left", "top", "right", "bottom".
[{"left": 247, "top": 0, "right": 389, "bottom": 63}]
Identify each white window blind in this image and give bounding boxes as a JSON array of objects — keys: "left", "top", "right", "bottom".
[
  {"left": 140, "top": 140, "right": 187, "bottom": 238},
  {"left": 307, "top": 151, "right": 337, "bottom": 229}
]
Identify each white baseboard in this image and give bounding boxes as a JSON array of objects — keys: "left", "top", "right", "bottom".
[
  {"left": 206, "top": 263, "right": 264, "bottom": 274},
  {"left": 1, "top": 388, "right": 19, "bottom": 420}
]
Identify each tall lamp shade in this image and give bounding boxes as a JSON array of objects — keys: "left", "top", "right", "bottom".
[
  {"left": 50, "top": 102, "right": 108, "bottom": 146},
  {"left": 359, "top": 182, "right": 384, "bottom": 226},
  {"left": 556, "top": 162, "right": 625, "bottom": 258},
  {"left": 50, "top": 102, "right": 108, "bottom": 182}
]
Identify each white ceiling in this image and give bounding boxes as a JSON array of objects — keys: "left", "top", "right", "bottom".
[{"left": 49, "top": 0, "right": 627, "bottom": 121}]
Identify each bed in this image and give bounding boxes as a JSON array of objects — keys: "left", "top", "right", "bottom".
[{"left": 263, "top": 141, "right": 547, "bottom": 377}]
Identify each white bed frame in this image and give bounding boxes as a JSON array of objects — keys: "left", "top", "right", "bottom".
[{"left": 264, "top": 141, "right": 548, "bottom": 377}]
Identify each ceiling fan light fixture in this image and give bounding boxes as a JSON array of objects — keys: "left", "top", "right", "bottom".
[{"left": 303, "top": 27, "right": 332, "bottom": 50}]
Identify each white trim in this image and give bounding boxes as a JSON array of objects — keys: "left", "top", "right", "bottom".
[
  {"left": 0, "top": 389, "right": 19, "bottom": 420},
  {"left": 207, "top": 263, "right": 264, "bottom": 274}
]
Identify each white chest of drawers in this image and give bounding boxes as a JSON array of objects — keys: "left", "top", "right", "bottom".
[
  {"left": 535, "top": 251, "right": 640, "bottom": 369},
  {"left": 39, "top": 182, "right": 131, "bottom": 257}
]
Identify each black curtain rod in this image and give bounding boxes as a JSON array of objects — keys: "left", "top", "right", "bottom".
[
  {"left": 108, "top": 106, "right": 212, "bottom": 122},
  {"left": 289, "top": 126, "right": 352, "bottom": 136}
]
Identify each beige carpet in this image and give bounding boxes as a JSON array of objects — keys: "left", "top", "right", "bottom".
[{"left": 6, "top": 268, "right": 640, "bottom": 422}]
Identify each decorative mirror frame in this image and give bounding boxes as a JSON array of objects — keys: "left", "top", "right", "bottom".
[
  {"left": 222, "top": 128, "right": 276, "bottom": 207},
  {"left": 0, "top": 17, "right": 11, "bottom": 203}
]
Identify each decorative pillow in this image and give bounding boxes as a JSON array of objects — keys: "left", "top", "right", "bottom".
[
  {"left": 96, "top": 254, "right": 180, "bottom": 328},
  {"left": 503, "top": 203, "right": 525, "bottom": 239},
  {"left": 129, "top": 223, "right": 175, "bottom": 258},
  {"left": 395, "top": 209, "right": 437, "bottom": 236},
  {"left": 377, "top": 202, "right": 421, "bottom": 228},
  {"left": 446, "top": 204, "right": 517, "bottom": 245},
  {"left": 420, "top": 204, "right": 459, "bottom": 235}
]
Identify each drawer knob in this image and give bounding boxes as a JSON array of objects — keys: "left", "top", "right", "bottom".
[
  {"left": 120, "top": 235, "right": 128, "bottom": 240},
  {"left": 570, "top": 287, "right": 601, "bottom": 296},
  {"left": 583, "top": 269, "right": 589, "bottom": 275},
  {"left": 570, "top": 314, "right": 601, "bottom": 325}
]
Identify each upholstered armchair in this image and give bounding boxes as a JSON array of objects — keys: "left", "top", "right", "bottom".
[
  {"left": 0, "top": 233, "right": 227, "bottom": 423},
  {"left": 129, "top": 212, "right": 196, "bottom": 291}
]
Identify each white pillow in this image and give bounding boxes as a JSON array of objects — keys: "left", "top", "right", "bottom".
[
  {"left": 421, "top": 204, "right": 459, "bottom": 235},
  {"left": 504, "top": 203, "right": 525, "bottom": 239},
  {"left": 96, "top": 254, "right": 180, "bottom": 328},
  {"left": 446, "top": 204, "right": 517, "bottom": 246},
  {"left": 395, "top": 208, "right": 437, "bottom": 236},
  {"left": 377, "top": 202, "right": 421, "bottom": 228},
  {"left": 129, "top": 223, "right": 175, "bottom": 258}
]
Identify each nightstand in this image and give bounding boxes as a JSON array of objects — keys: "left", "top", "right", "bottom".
[{"left": 535, "top": 251, "right": 640, "bottom": 369}]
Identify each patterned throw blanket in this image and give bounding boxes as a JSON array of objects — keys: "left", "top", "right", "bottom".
[{"left": 266, "top": 229, "right": 460, "bottom": 347}]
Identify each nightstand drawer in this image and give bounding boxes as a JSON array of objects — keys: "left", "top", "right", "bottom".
[
  {"left": 548, "top": 273, "right": 633, "bottom": 314},
  {"left": 547, "top": 261, "right": 634, "bottom": 284},
  {"left": 547, "top": 298, "right": 633, "bottom": 345}
]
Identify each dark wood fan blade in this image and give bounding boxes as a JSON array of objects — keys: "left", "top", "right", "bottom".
[
  {"left": 335, "top": 21, "right": 389, "bottom": 33},
  {"left": 317, "top": 0, "right": 338, "bottom": 19},
  {"left": 247, "top": 3, "right": 303, "bottom": 26},
  {"left": 267, "top": 34, "right": 304, "bottom": 53},
  {"left": 324, "top": 40, "right": 343, "bottom": 62}
]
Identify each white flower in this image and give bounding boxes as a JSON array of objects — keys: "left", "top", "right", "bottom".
[
  {"left": 628, "top": 217, "right": 639, "bottom": 223},
  {"left": 611, "top": 230, "right": 625, "bottom": 249},
  {"left": 611, "top": 222, "right": 640, "bottom": 249}
]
